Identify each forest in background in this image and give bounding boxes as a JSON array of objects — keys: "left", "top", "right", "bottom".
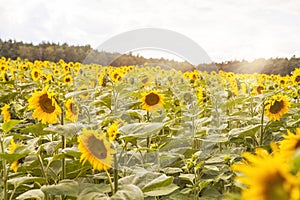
[{"left": 1, "top": 39, "right": 300, "bottom": 75}]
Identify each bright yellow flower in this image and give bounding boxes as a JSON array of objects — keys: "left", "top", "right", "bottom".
[
  {"left": 28, "top": 87, "right": 62, "bottom": 124},
  {"left": 140, "top": 90, "right": 164, "bottom": 112},
  {"left": 30, "top": 68, "right": 42, "bottom": 81},
  {"left": 1, "top": 104, "right": 11, "bottom": 122},
  {"left": 9, "top": 140, "right": 19, "bottom": 172},
  {"left": 107, "top": 122, "right": 119, "bottom": 141},
  {"left": 265, "top": 95, "right": 290, "bottom": 121},
  {"left": 231, "top": 148, "right": 299, "bottom": 200},
  {"left": 63, "top": 74, "right": 73, "bottom": 84},
  {"left": 65, "top": 99, "right": 79, "bottom": 122},
  {"left": 78, "top": 129, "right": 116, "bottom": 171},
  {"left": 279, "top": 128, "right": 300, "bottom": 158}
]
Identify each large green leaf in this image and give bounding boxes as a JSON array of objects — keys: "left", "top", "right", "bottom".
[
  {"left": 0, "top": 153, "right": 28, "bottom": 163},
  {"left": 142, "top": 174, "right": 174, "bottom": 192},
  {"left": 16, "top": 189, "right": 44, "bottom": 200},
  {"left": 21, "top": 123, "right": 52, "bottom": 136},
  {"left": 41, "top": 179, "right": 79, "bottom": 197},
  {"left": 228, "top": 124, "right": 261, "bottom": 139},
  {"left": 119, "top": 122, "right": 164, "bottom": 139},
  {"left": 44, "top": 123, "right": 83, "bottom": 137},
  {"left": 8, "top": 177, "right": 45, "bottom": 188},
  {"left": 111, "top": 184, "right": 143, "bottom": 200},
  {"left": 65, "top": 89, "right": 95, "bottom": 98},
  {"left": 78, "top": 183, "right": 109, "bottom": 200},
  {"left": 2, "top": 120, "right": 22, "bottom": 133}
]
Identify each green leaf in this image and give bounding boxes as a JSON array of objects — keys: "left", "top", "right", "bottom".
[
  {"left": 65, "top": 89, "right": 95, "bottom": 98},
  {"left": 111, "top": 184, "right": 143, "bottom": 200},
  {"left": 144, "top": 184, "right": 179, "bottom": 197},
  {"left": 43, "top": 123, "right": 83, "bottom": 137},
  {"left": 2, "top": 120, "right": 21, "bottom": 133},
  {"left": 16, "top": 189, "right": 44, "bottom": 200},
  {"left": 21, "top": 123, "right": 52, "bottom": 136},
  {"left": 142, "top": 174, "right": 174, "bottom": 192},
  {"left": 78, "top": 183, "right": 109, "bottom": 200},
  {"left": 228, "top": 124, "right": 261, "bottom": 139},
  {"left": 179, "top": 174, "right": 195, "bottom": 184},
  {"left": 119, "top": 122, "right": 164, "bottom": 139},
  {"left": 0, "top": 153, "right": 28, "bottom": 163},
  {"left": 41, "top": 179, "right": 79, "bottom": 197},
  {"left": 8, "top": 177, "right": 45, "bottom": 188}
]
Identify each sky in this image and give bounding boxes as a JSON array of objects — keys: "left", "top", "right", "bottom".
[{"left": 1, "top": 0, "right": 300, "bottom": 62}]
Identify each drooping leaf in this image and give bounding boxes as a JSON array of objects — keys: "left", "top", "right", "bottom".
[
  {"left": 41, "top": 179, "right": 79, "bottom": 197},
  {"left": 111, "top": 184, "right": 143, "bottom": 200},
  {"left": 2, "top": 120, "right": 22, "bottom": 133},
  {"left": 16, "top": 189, "right": 44, "bottom": 200}
]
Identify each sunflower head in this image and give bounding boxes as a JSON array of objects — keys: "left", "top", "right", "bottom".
[
  {"left": 1, "top": 104, "right": 11, "bottom": 122},
  {"left": 31, "top": 68, "right": 41, "bottom": 81},
  {"left": 231, "top": 148, "right": 299, "bottom": 200},
  {"left": 9, "top": 140, "right": 19, "bottom": 172},
  {"left": 265, "top": 95, "right": 290, "bottom": 121},
  {"left": 140, "top": 90, "right": 164, "bottom": 112},
  {"left": 107, "top": 122, "right": 120, "bottom": 141},
  {"left": 65, "top": 99, "right": 79, "bottom": 122},
  {"left": 279, "top": 129, "right": 300, "bottom": 157},
  {"left": 63, "top": 74, "right": 73, "bottom": 84},
  {"left": 28, "top": 87, "right": 62, "bottom": 124},
  {"left": 78, "top": 129, "right": 116, "bottom": 171}
]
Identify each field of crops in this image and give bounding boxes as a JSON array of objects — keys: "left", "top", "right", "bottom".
[{"left": 1, "top": 57, "right": 300, "bottom": 200}]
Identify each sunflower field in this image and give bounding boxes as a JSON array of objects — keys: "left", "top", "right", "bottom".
[{"left": 1, "top": 56, "right": 300, "bottom": 200}]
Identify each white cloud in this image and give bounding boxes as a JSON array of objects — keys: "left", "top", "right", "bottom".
[{"left": 1, "top": 0, "right": 300, "bottom": 62}]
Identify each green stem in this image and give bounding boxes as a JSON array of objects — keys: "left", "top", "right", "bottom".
[
  {"left": 37, "top": 154, "right": 48, "bottom": 184},
  {"left": 105, "top": 169, "right": 114, "bottom": 195},
  {"left": 146, "top": 111, "right": 150, "bottom": 122},
  {"left": 260, "top": 102, "right": 265, "bottom": 146},
  {"left": 0, "top": 136, "right": 8, "bottom": 200},
  {"left": 113, "top": 154, "right": 118, "bottom": 194},
  {"left": 61, "top": 135, "right": 66, "bottom": 180},
  {"left": 60, "top": 109, "right": 66, "bottom": 180}
]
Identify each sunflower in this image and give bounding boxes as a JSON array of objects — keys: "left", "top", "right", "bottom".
[
  {"left": 140, "top": 90, "right": 164, "bottom": 112},
  {"left": 231, "top": 148, "right": 299, "bottom": 200},
  {"left": 78, "top": 129, "right": 116, "bottom": 171},
  {"left": 65, "top": 99, "right": 79, "bottom": 122},
  {"left": 265, "top": 95, "right": 290, "bottom": 121},
  {"left": 9, "top": 140, "right": 19, "bottom": 172},
  {"left": 279, "top": 129, "right": 300, "bottom": 157},
  {"left": 1, "top": 104, "right": 11, "bottom": 122},
  {"left": 53, "top": 68, "right": 60, "bottom": 76},
  {"left": 63, "top": 74, "right": 73, "bottom": 84},
  {"left": 107, "top": 122, "right": 119, "bottom": 141},
  {"left": 28, "top": 87, "right": 62, "bottom": 124},
  {"left": 256, "top": 85, "right": 265, "bottom": 95},
  {"left": 98, "top": 74, "right": 106, "bottom": 86},
  {"left": 110, "top": 70, "right": 122, "bottom": 83},
  {"left": 31, "top": 68, "right": 42, "bottom": 81},
  {"left": 1, "top": 71, "right": 9, "bottom": 82}
]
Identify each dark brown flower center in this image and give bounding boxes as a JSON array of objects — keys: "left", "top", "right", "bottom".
[
  {"left": 69, "top": 103, "right": 78, "bottom": 115},
  {"left": 113, "top": 73, "right": 119, "bottom": 79},
  {"left": 34, "top": 71, "right": 39, "bottom": 78},
  {"left": 257, "top": 86, "right": 264, "bottom": 94},
  {"left": 86, "top": 134, "right": 107, "bottom": 159},
  {"left": 295, "top": 139, "right": 300, "bottom": 149},
  {"left": 265, "top": 172, "right": 289, "bottom": 200},
  {"left": 269, "top": 100, "right": 284, "bottom": 114},
  {"left": 145, "top": 92, "right": 160, "bottom": 106},
  {"left": 39, "top": 94, "right": 55, "bottom": 113},
  {"left": 295, "top": 75, "right": 300, "bottom": 83}
]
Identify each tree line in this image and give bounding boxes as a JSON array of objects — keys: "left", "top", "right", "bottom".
[{"left": 0, "top": 39, "right": 299, "bottom": 75}]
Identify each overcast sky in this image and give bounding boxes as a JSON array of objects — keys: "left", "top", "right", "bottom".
[{"left": 1, "top": 0, "right": 300, "bottom": 62}]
